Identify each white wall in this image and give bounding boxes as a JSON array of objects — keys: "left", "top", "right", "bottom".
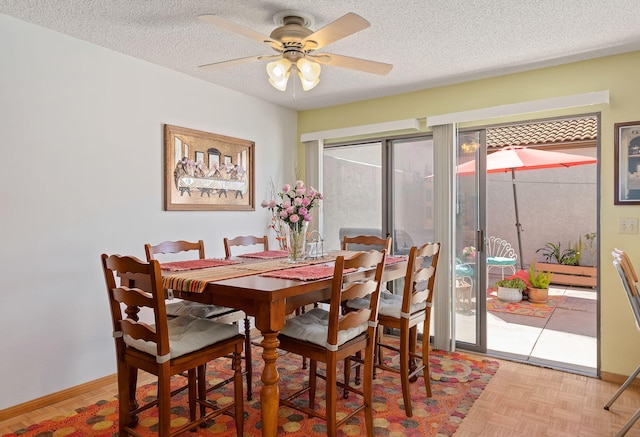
[{"left": 0, "top": 15, "right": 297, "bottom": 410}]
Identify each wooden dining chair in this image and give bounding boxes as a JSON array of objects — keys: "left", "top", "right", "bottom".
[
  {"left": 145, "top": 239, "right": 253, "bottom": 400},
  {"left": 606, "top": 248, "right": 640, "bottom": 436},
  {"left": 342, "top": 234, "right": 392, "bottom": 253},
  {"left": 348, "top": 242, "right": 440, "bottom": 417},
  {"left": 101, "top": 253, "right": 244, "bottom": 436},
  {"left": 341, "top": 234, "right": 392, "bottom": 381},
  {"left": 223, "top": 235, "right": 269, "bottom": 258},
  {"left": 277, "top": 250, "right": 387, "bottom": 437}
]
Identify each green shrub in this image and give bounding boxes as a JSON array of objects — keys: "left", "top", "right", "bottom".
[
  {"left": 495, "top": 278, "right": 527, "bottom": 291},
  {"left": 529, "top": 264, "right": 552, "bottom": 289}
]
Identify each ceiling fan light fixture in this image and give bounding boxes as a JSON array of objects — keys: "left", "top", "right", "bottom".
[
  {"left": 296, "top": 58, "right": 321, "bottom": 82},
  {"left": 297, "top": 71, "right": 320, "bottom": 90},
  {"left": 200, "top": 12, "right": 392, "bottom": 94},
  {"left": 268, "top": 76, "right": 289, "bottom": 91},
  {"left": 267, "top": 59, "right": 291, "bottom": 91}
]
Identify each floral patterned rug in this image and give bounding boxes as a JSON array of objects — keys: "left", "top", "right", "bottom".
[{"left": 3, "top": 343, "right": 499, "bottom": 437}]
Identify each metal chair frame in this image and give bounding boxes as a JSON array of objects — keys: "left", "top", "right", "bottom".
[{"left": 606, "top": 248, "right": 640, "bottom": 436}]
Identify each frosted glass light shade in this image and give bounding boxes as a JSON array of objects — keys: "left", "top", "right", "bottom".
[
  {"left": 267, "top": 59, "right": 291, "bottom": 91},
  {"left": 296, "top": 58, "right": 321, "bottom": 90},
  {"left": 297, "top": 58, "right": 321, "bottom": 81},
  {"left": 298, "top": 73, "right": 319, "bottom": 91}
]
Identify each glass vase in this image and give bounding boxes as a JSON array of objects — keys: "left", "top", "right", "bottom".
[
  {"left": 285, "top": 221, "right": 308, "bottom": 263},
  {"left": 274, "top": 219, "right": 288, "bottom": 251}
]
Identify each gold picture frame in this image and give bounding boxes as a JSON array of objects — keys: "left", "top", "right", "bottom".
[
  {"left": 615, "top": 121, "right": 640, "bottom": 205},
  {"left": 164, "top": 124, "right": 254, "bottom": 211}
]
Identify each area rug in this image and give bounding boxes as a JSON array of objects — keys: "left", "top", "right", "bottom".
[
  {"left": 487, "top": 295, "right": 564, "bottom": 318},
  {"left": 3, "top": 344, "right": 499, "bottom": 437}
]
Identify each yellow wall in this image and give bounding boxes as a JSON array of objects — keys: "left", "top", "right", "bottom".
[{"left": 297, "top": 51, "right": 640, "bottom": 377}]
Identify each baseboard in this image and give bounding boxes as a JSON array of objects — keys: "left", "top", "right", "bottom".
[
  {"left": 0, "top": 373, "right": 117, "bottom": 422},
  {"left": 601, "top": 371, "right": 640, "bottom": 388}
]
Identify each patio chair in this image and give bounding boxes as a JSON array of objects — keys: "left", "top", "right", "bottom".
[
  {"left": 605, "top": 248, "right": 640, "bottom": 436},
  {"left": 455, "top": 258, "right": 474, "bottom": 314},
  {"left": 485, "top": 236, "right": 517, "bottom": 279}
]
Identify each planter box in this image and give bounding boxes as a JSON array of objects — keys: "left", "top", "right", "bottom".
[{"left": 535, "top": 262, "right": 597, "bottom": 288}]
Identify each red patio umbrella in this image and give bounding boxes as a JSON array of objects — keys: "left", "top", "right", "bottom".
[{"left": 456, "top": 146, "right": 597, "bottom": 269}]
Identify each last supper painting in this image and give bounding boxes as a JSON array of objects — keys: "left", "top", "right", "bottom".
[{"left": 164, "top": 124, "right": 254, "bottom": 211}]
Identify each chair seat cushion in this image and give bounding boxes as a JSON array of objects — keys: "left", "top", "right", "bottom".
[
  {"left": 165, "top": 300, "right": 236, "bottom": 318},
  {"left": 455, "top": 263, "right": 475, "bottom": 276},
  {"left": 487, "top": 256, "right": 516, "bottom": 266},
  {"left": 279, "top": 308, "right": 367, "bottom": 349},
  {"left": 124, "top": 315, "right": 239, "bottom": 359},
  {"left": 346, "top": 291, "right": 427, "bottom": 319}
]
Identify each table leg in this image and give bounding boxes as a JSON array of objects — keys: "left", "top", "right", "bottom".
[{"left": 260, "top": 331, "right": 280, "bottom": 437}]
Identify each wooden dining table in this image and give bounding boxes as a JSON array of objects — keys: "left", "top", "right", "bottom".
[{"left": 123, "top": 252, "right": 407, "bottom": 437}]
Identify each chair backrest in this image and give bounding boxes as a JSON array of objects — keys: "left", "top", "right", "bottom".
[
  {"left": 485, "top": 236, "right": 517, "bottom": 260},
  {"left": 612, "top": 248, "right": 640, "bottom": 331},
  {"left": 145, "top": 240, "right": 205, "bottom": 261},
  {"left": 223, "top": 235, "right": 269, "bottom": 258},
  {"left": 101, "top": 254, "right": 170, "bottom": 359},
  {"left": 401, "top": 243, "right": 440, "bottom": 315},
  {"left": 615, "top": 248, "right": 639, "bottom": 284},
  {"left": 327, "top": 250, "right": 386, "bottom": 348},
  {"left": 342, "top": 235, "right": 392, "bottom": 253}
]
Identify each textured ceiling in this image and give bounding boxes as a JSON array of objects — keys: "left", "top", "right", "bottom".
[{"left": 2, "top": 1, "right": 640, "bottom": 111}]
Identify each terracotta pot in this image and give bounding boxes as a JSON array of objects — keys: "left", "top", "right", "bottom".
[{"left": 528, "top": 287, "right": 549, "bottom": 303}]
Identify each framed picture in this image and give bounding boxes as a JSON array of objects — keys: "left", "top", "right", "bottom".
[
  {"left": 164, "top": 124, "right": 254, "bottom": 211},
  {"left": 615, "top": 121, "right": 640, "bottom": 205}
]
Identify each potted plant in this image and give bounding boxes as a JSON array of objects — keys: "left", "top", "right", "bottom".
[
  {"left": 536, "top": 242, "right": 579, "bottom": 265},
  {"left": 462, "top": 245, "right": 477, "bottom": 262},
  {"left": 535, "top": 236, "right": 597, "bottom": 288},
  {"left": 528, "top": 263, "right": 552, "bottom": 303},
  {"left": 495, "top": 278, "right": 527, "bottom": 303}
]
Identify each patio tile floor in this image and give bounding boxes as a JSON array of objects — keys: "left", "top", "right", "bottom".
[{"left": 486, "top": 284, "right": 597, "bottom": 376}]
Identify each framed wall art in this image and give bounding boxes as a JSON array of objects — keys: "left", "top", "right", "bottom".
[
  {"left": 164, "top": 124, "right": 255, "bottom": 211},
  {"left": 615, "top": 121, "right": 640, "bottom": 205}
]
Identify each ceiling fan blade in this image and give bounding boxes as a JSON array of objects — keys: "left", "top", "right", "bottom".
[
  {"left": 198, "top": 15, "right": 278, "bottom": 46},
  {"left": 302, "top": 12, "right": 370, "bottom": 50},
  {"left": 310, "top": 53, "right": 393, "bottom": 75},
  {"left": 199, "top": 55, "right": 265, "bottom": 71}
]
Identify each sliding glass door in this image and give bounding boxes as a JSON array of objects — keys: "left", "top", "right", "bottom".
[
  {"left": 323, "top": 135, "right": 435, "bottom": 337},
  {"left": 322, "top": 136, "right": 434, "bottom": 254},
  {"left": 454, "top": 129, "right": 487, "bottom": 351},
  {"left": 322, "top": 142, "right": 382, "bottom": 251},
  {"left": 390, "top": 137, "right": 435, "bottom": 252}
]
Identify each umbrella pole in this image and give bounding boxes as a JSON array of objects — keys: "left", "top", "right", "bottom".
[{"left": 511, "top": 168, "right": 524, "bottom": 270}]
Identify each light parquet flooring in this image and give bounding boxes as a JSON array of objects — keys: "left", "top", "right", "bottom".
[
  {"left": 0, "top": 372, "right": 155, "bottom": 434},
  {"left": 456, "top": 357, "right": 640, "bottom": 437},
  {"left": 2, "top": 357, "right": 640, "bottom": 436}
]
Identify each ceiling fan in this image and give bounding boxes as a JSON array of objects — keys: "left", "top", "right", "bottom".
[{"left": 198, "top": 11, "right": 393, "bottom": 91}]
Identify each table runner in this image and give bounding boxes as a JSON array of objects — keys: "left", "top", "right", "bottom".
[
  {"left": 163, "top": 258, "right": 329, "bottom": 293},
  {"left": 162, "top": 250, "right": 403, "bottom": 293},
  {"left": 238, "top": 250, "right": 288, "bottom": 259},
  {"left": 160, "top": 258, "right": 239, "bottom": 271}
]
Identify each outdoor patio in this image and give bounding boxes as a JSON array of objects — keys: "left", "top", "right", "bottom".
[{"left": 456, "top": 276, "right": 598, "bottom": 376}]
